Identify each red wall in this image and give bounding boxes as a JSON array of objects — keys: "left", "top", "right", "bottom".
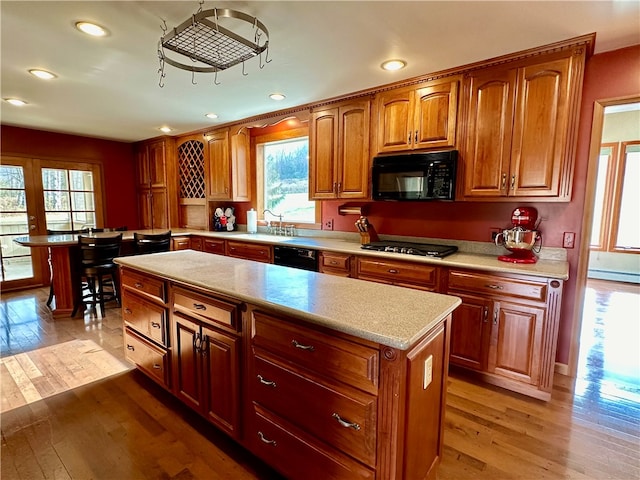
[
  {"left": 323, "top": 44, "right": 640, "bottom": 365},
  {"left": 1, "top": 125, "right": 137, "bottom": 229}
]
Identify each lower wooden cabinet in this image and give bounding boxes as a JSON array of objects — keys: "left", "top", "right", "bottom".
[
  {"left": 171, "top": 288, "right": 241, "bottom": 438},
  {"left": 247, "top": 308, "right": 449, "bottom": 480},
  {"left": 172, "top": 236, "right": 191, "bottom": 250},
  {"left": 446, "top": 269, "right": 563, "bottom": 400},
  {"left": 226, "top": 240, "right": 272, "bottom": 263},
  {"left": 319, "top": 251, "right": 352, "bottom": 277},
  {"left": 356, "top": 256, "right": 440, "bottom": 291},
  {"left": 124, "top": 328, "right": 170, "bottom": 388}
]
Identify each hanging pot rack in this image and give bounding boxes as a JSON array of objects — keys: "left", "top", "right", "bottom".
[{"left": 158, "top": 7, "right": 270, "bottom": 86}]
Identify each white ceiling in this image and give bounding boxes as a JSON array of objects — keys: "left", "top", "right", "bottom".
[{"left": 2, "top": 1, "right": 639, "bottom": 143}]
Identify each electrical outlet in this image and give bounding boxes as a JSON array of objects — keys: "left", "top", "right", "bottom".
[
  {"left": 324, "top": 218, "right": 334, "bottom": 230},
  {"left": 423, "top": 355, "right": 433, "bottom": 389},
  {"left": 563, "top": 232, "right": 576, "bottom": 249}
]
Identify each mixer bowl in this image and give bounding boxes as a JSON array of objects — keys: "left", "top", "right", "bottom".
[{"left": 496, "top": 228, "right": 539, "bottom": 250}]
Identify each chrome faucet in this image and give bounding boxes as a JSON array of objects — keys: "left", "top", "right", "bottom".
[{"left": 263, "top": 209, "right": 284, "bottom": 235}]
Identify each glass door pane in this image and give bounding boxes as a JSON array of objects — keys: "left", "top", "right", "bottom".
[{"left": 0, "top": 159, "right": 43, "bottom": 287}]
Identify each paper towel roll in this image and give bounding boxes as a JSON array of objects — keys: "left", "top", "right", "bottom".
[{"left": 247, "top": 208, "right": 257, "bottom": 233}]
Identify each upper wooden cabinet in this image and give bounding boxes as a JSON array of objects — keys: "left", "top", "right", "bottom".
[
  {"left": 309, "top": 98, "right": 371, "bottom": 199},
  {"left": 373, "top": 77, "right": 459, "bottom": 154},
  {"left": 176, "top": 135, "right": 207, "bottom": 230},
  {"left": 206, "top": 127, "right": 251, "bottom": 201},
  {"left": 461, "top": 47, "right": 587, "bottom": 201},
  {"left": 135, "top": 137, "right": 178, "bottom": 229}
]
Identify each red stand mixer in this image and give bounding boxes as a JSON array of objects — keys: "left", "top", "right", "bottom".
[{"left": 495, "top": 207, "right": 542, "bottom": 264}]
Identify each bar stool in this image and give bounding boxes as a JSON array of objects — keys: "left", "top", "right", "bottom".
[
  {"left": 72, "top": 233, "right": 123, "bottom": 317},
  {"left": 134, "top": 231, "right": 171, "bottom": 254},
  {"left": 46, "top": 228, "right": 82, "bottom": 307}
]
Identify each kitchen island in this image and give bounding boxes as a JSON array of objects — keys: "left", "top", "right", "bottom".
[{"left": 115, "top": 250, "right": 461, "bottom": 480}]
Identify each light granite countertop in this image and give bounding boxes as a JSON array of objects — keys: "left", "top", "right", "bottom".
[
  {"left": 115, "top": 250, "right": 461, "bottom": 351},
  {"left": 16, "top": 227, "right": 569, "bottom": 280},
  {"left": 193, "top": 230, "right": 570, "bottom": 280}
]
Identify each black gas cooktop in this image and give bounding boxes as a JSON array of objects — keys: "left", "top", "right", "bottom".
[{"left": 361, "top": 241, "right": 458, "bottom": 258}]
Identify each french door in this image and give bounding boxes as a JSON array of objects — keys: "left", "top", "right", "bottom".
[
  {"left": 0, "top": 157, "right": 104, "bottom": 291},
  {"left": 0, "top": 157, "right": 47, "bottom": 290}
]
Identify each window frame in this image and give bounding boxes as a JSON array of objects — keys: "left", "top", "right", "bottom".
[
  {"left": 253, "top": 126, "right": 321, "bottom": 229},
  {"left": 590, "top": 140, "right": 640, "bottom": 254}
]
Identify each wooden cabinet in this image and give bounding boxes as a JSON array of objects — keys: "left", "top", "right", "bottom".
[
  {"left": 461, "top": 47, "right": 587, "bottom": 201},
  {"left": 373, "top": 77, "right": 459, "bottom": 154},
  {"left": 171, "top": 236, "right": 191, "bottom": 251},
  {"left": 176, "top": 135, "right": 208, "bottom": 230},
  {"left": 189, "top": 236, "right": 225, "bottom": 254},
  {"left": 309, "top": 98, "right": 371, "bottom": 199},
  {"left": 356, "top": 256, "right": 440, "bottom": 291},
  {"left": 226, "top": 240, "right": 272, "bottom": 263},
  {"left": 121, "top": 269, "right": 170, "bottom": 389},
  {"left": 206, "top": 127, "right": 250, "bottom": 201},
  {"left": 135, "top": 137, "right": 178, "bottom": 229},
  {"left": 246, "top": 308, "right": 450, "bottom": 480},
  {"left": 445, "top": 269, "right": 563, "bottom": 400},
  {"left": 319, "top": 251, "right": 352, "bottom": 277},
  {"left": 171, "top": 287, "right": 241, "bottom": 438}
]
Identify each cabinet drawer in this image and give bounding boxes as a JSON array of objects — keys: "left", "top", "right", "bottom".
[
  {"left": 173, "top": 287, "right": 239, "bottom": 331},
  {"left": 252, "top": 311, "right": 379, "bottom": 395},
  {"left": 122, "top": 292, "right": 167, "bottom": 346},
  {"left": 124, "top": 328, "right": 169, "bottom": 388},
  {"left": 227, "top": 241, "right": 272, "bottom": 263},
  {"left": 172, "top": 236, "right": 191, "bottom": 251},
  {"left": 203, "top": 238, "right": 225, "bottom": 254},
  {"left": 357, "top": 257, "right": 439, "bottom": 290},
  {"left": 320, "top": 252, "right": 351, "bottom": 276},
  {"left": 121, "top": 269, "right": 166, "bottom": 303},
  {"left": 448, "top": 270, "right": 547, "bottom": 302},
  {"left": 190, "top": 236, "right": 204, "bottom": 251},
  {"left": 250, "top": 407, "right": 375, "bottom": 480},
  {"left": 253, "top": 353, "right": 377, "bottom": 466}
]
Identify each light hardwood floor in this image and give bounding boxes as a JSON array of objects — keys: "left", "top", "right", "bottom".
[{"left": 1, "top": 281, "right": 639, "bottom": 480}]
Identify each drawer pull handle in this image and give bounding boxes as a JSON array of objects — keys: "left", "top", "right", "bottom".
[
  {"left": 485, "top": 284, "right": 503, "bottom": 290},
  {"left": 126, "top": 344, "right": 135, "bottom": 351},
  {"left": 124, "top": 308, "right": 132, "bottom": 314},
  {"left": 151, "top": 321, "right": 161, "bottom": 329},
  {"left": 152, "top": 364, "right": 161, "bottom": 369},
  {"left": 292, "top": 339, "right": 315, "bottom": 351},
  {"left": 332, "top": 413, "right": 361, "bottom": 431},
  {"left": 193, "top": 303, "right": 207, "bottom": 311},
  {"left": 134, "top": 282, "right": 143, "bottom": 289},
  {"left": 388, "top": 269, "right": 399, "bottom": 274},
  {"left": 257, "top": 431, "right": 277, "bottom": 446},
  {"left": 330, "top": 260, "right": 338, "bottom": 265},
  {"left": 257, "top": 375, "right": 277, "bottom": 387}
]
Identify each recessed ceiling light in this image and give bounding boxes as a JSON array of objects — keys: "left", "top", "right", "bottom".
[
  {"left": 159, "top": 126, "right": 172, "bottom": 133},
  {"left": 29, "top": 69, "right": 57, "bottom": 80},
  {"left": 269, "top": 93, "right": 286, "bottom": 101},
  {"left": 381, "top": 59, "right": 407, "bottom": 71},
  {"left": 75, "top": 21, "right": 108, "bottom": 37},
  {"left": 205, "top": 113, "right": 218, "bottom": 119},
  {"left": 4, "top": 98, "right": 27, "bottom": 106}
]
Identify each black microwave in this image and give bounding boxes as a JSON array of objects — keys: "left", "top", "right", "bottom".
[{"left": 372, "top": 150, "right": 458, "bottom": 201}]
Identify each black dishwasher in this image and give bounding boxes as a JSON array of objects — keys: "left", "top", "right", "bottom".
[{"left": 273, "top": 245, "right": 319, "bottom": 272}]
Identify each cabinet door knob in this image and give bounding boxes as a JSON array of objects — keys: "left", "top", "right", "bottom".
[
  {"left": 332, "top": 413, "right": 361, "bottom": 431},
  {"left": 501, "top": 173, "right": 507, "bottom": 190},
  {"left": 483, "top": 307, "right": 489, "bottom": 323},
  {"left": 258, "top": 431, "right": 277, "bottom": 446},
  {"left": 257, "top": 374, "right": 277, "bottom": 387},
  {"left": 511, "top": 175, "right": 516, "bottom": 190},
  {"left": 493, "top": 310, "right": 498, "bottom": 325},
  {"left": 291, "top": 339, "right": 315, "bottom": 351},
  {"left": 407, "top": 132, "right": 412, "bottom": 145},
  {"left": 415, "top": 130, "right": 418, "bottom": 143}
]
